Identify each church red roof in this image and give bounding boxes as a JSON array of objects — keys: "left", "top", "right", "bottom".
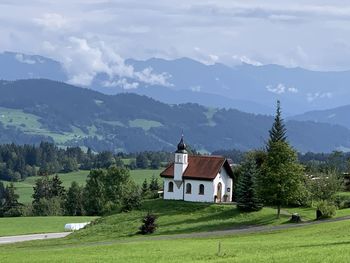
[{"left": 160, "top": 155, "right": 234, "bottom": 181}]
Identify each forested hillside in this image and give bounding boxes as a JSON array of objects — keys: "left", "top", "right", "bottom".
[{"left": 0, "top": 79, "right": 350, "bottom": 152}]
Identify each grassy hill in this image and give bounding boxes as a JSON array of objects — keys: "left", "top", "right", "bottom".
[
  {"left": 2, "top": 200, "right": 350, "bottom": 262},
  {"left": 1, "top": 79, "right": 350, "bottom": 152},
  {"left": 1, "top": 169, "right": 163, "bottom": 204}
]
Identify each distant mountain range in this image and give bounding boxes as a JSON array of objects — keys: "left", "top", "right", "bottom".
[
  {"left": 0, "top": 79, "right": 350, "bottom": 153},
  {"left": 290, "top": 105, "right": 350, "bottom": 129},
  {"left": 3, "top": 51, "right": 350, "bottom": 116}
]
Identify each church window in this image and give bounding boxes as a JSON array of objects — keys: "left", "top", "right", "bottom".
[
  {"left": 186, "top": 183, "right": 192, "bottom": 194},
  {"left": 199, "top": 184, "right": 205, "bottom": 195},
  {"left": 168, "top": 182, "right": 174, "bottom": 192}
]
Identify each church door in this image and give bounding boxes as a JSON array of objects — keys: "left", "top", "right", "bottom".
[{"left": 217, "top": 183, "right": 222, "bottom": 203}]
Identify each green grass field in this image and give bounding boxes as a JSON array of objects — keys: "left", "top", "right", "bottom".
[
  {"left": 2, "top": 209, "right": 350, "bottom": 262},
  {"left": 0, "top": 216, "right": 98, "bottom": 237},
  {"left": 1, "top": 169, "right": 163, "bottom": 204}
]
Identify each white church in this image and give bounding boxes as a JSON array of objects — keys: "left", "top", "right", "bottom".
[{"left": 160, "top": 136, "right": 234, "bottom": 203}]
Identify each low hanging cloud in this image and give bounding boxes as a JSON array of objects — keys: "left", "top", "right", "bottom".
[
  {"left": 307, "top": 92, "right": 332, "bottom": 102},
  {"left": 15, "top": 53, "right": 36, "bottom": 64},
  {"left": 232, "top": 55, "right": 263, "bottom": 66},
  {"left": 266, "top": 83, "right": 298, "bottom": 94},
  {"left": 43, "top": 37, "right": 173, "bottom": 88}
]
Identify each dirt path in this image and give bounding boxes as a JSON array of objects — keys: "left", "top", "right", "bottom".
[{"left": 0, "top": 232, "right": 70, "bottom": 245}]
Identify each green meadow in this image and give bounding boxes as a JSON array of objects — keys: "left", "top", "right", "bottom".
[
  {"left": 1, "top": 210, "right": 350, "bottom": 262},
  {"left": 0, "top": 216, "right": 98, "bottom": 237}
]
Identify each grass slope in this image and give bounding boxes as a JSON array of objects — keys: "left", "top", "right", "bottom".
[
  {"left": 64, "top": 199, "right": 286, "bottom": 243},
  {"left": 2, "top": 216, "right": 350, "bottom": 262},
  {"left": 1, "top": 169, "right": 163, "bottom": 204},
  {"left": 0, "top": 216, "right": 98, "bottom": 237}
]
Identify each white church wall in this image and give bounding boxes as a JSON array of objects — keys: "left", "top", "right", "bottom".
[
  {"left": 163, "top": 178, "right": 183, "bottom": 200},
  {"left": 213, "top": 169, "right": 233, "bottom": 202},
  {"left": 183, "top": 179, "right": 214, "bottom": 202}
]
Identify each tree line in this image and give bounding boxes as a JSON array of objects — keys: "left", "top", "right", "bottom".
[{"left": 0, "top": 143, "right": 173, "bottom": 182}]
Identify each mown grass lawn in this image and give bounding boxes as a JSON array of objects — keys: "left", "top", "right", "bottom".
[
  {"left": 57, "top": 199, "right": 288, "bottom": 243},
  {"left": 0, "top": 216, "right": 98, "bottom": 237},
  {"left": 1, "top": 169, "right": 163, "bottom": 203},
  {"left": 2, "top": 217, "right": 350, "bottom": 262}
]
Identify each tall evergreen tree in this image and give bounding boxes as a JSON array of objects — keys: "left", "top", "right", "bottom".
[
  {"left": 236, "top": 154, "right": 263, "bottom": 212},
  {"left": 258, "top": 100, "right": 305, "bottom": 218},
  {"left": 268, "top": 100, "right": 287, "bottom": 149},
  {"left": 51, "top": 175, "right": 66, "bottom": 198}
]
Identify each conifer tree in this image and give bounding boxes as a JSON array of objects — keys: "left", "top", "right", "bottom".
[
  {"left": 258, "top": 100, "right": 305, "bottom": 218},
  {"left": 141, "top": 179, "right": 149, "bottom": 195},
  {"left": 149, "top": 175, "right": 159, "bottom": 192},
  {"left": 236, "top": 154, "right": 263, "bottom": 212},
  {"left": 268, "top": 100, "right": 287, "bottom": 149}
]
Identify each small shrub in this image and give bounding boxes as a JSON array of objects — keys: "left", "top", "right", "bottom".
[
  {"left": 139, "top": 213, "right": 157, "bottom": 234},
  {"left": 3, "top": 206, "right": 22, "bottom": 217},
  {"left": 339, "top": 200, "right": 350, "bottom": 209},
  {"left": 316, "top": 200, "right": 336, "bottom": 219},
  {"left": 21, "top": 203, "right": 34, "bottom": 216}
]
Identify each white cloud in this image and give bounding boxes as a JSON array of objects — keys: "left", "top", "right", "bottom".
[
  {"left": 48, "top": 37, "right": 173, "bottom": 88},
  {"left": 288, "top": 87, "right": 299, "bottom": 93},
  {"left": 232, "top": 55, "right": 262, "bottom": 66},
  {"left": 307, "top": 92, "right": 333, "bottom": 102},
  {"left": 266, "top": 83, "right": 298, "bottom": 94},
  {"left": 103, "top": 78, "right": 139, "bottom": 90},
  {"left": 15, "top": 53, "right": 36, "bottom": 64}
]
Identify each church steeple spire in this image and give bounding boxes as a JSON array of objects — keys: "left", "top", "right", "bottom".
[{"left": 176, "top": 134, "right": 187, "bottom": 153}]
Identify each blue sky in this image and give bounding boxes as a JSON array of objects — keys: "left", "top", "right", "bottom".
[{"left": 2, "top": 0, "right": 350, "bottom": 85}]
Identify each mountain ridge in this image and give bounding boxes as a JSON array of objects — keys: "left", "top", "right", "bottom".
[
  {"left": 0, "top": 79, "right": 349, "bottom": 153},
  {"left": 4, "top": 51, "right": 350, "bottom": 116}
]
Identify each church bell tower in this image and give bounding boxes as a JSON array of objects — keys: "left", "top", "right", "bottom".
[{"left": 174, "top": 135, "right": 188, "bottom": 183}]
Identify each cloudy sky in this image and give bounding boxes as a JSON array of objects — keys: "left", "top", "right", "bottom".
[{"left": 2, "top": 0, "right": 350, "bottom": 74}]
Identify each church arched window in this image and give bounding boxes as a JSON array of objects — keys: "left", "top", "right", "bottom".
[
  {"left": 186, "top": 183, "right": 192, "bottom": 194},
  {"left": 199, "top": 184, "right": 205, "bottom": 195},
  {"left": 168, "top": 182, "right": 174, "bottom": 192}
]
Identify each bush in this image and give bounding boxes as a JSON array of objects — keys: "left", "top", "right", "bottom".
[
  {"left": 21, "top": 203, "right": 34, "bottom": 216},
  {"left": 316, "top": 200, "right": 336, "bottom": 219},
  {"left": 139, "top": 213, "right": 157, "bottom": 234},
  {"left": 122, "top": 186, "right": 142, "bottom": 212},
  {"left": 3, "top": 206, "right": 22, "bottom": 217},
  {"left": 33, "top": 197, "right": 64, "bottom": 216}
]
